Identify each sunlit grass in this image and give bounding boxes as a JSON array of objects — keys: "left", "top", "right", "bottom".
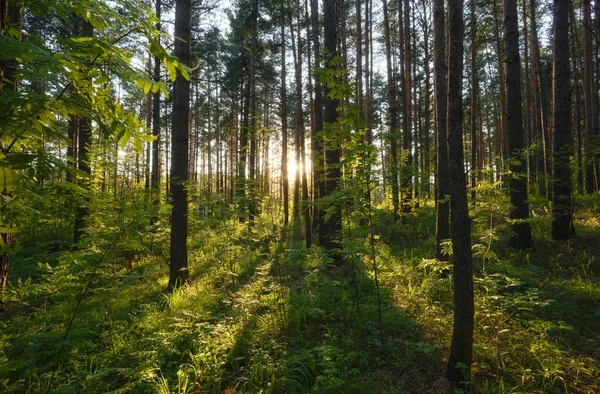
[{"left": 2, "top": 192, "right": 600, "bottom": 392}]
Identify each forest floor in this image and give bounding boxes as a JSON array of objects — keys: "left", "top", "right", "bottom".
[{"left": 1, "top": 192, "right": 600, "bottom": 393}]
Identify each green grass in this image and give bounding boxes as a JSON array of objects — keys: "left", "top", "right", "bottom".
[{"left": 1, "top": 192, "right": 600, "bottom": 393}]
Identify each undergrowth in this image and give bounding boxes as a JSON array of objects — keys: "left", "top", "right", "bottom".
[{"left": 1, "top": 190, "right": 599, "bottom": 393}]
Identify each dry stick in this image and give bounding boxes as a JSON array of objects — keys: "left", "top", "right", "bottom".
[{"left": 46, "top": 231, "right": 124, "bottom": 394}]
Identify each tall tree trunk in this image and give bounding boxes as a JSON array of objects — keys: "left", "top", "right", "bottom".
[
  {"left": 168, "top": 0, "right": 191, "bottom": 290},
  {"left": 411, "top": 7, "right": 419, "bottom": 206},
  {"left": 311, "top": 0, "right": 324, "bottom": 240},
  {"left": 446, "top": 0, "right": 474, "bottom": 386},
  {"left": 73, "top": 18, "right": 94, "bottom": 245},
  {"left": 355, "top": 0, "right": 363, "bottom": 117},
  {"left": 290, "top": 0, "right": 302, "bottom": 221},
  {"left": 151, "top": 0, "right": 162, "bottom": 220},
  {"left": 493, "top": 0, "right": 508, "bottom": 176},
  {"left": 321, "top": 0, "right": 342, "bottom": 256},
  {"left": 145, "top": 53, "right": 152, "bottom": 192},
  {"left": 421, "top": 0, "right": 431, "bottom": 199},
  {"left": 470, "top": 0, "right": 478, "bottom": 205},
  {"left": 433, "top": 0, "right": 449, "bottom": 261},
  {"left": 583, "top": 0, "right": 597, "bottom": 194},
  {"left": 504, "top": 0, "right": 533, "bottom": 249},
  {"left": 400, "top": 0, "right": 413, "bottom": 213},
  {"left": 248, "top": 0, "right": 259, "bottom": 221},
  {"left": 530, "top": 0, "right": 549, "bottom": 197},
  {"left": 382, "top": 0, "right": 399, "bottom": 219},
  {"left": 281, "top": 8, "right": 290, "bottom": 226},
  {"left": 301, "top": 0, "right": 311, "bottom": 247},
  {"left": 551, "top": 0, "right": 574, "bottom": 240},
  {"left": 570, "top": 5, "right": 584, "bottom": 194},
  {"left": 522, "top": 0, "right": 532, "bottom": 190}
]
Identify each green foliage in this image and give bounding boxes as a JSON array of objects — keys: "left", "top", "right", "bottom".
[{"left": 0, "top": 0, "right": 188, "bottom": 235}]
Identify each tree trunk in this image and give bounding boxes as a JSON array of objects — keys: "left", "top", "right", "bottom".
[
  {"left": 446, "top": 0, "right": 474, "bottom": 386},
  {"left": 73, "top": 18, "right": 94, "bottom": 245},
  {"left": 570, "top": 5, "right": 584, "bottom": 194},
  {"left": 583, "top": 0, "right": 597, "bottom": 194},
  {"left": 433, "top": 0, "right": 449, "bottom": 261},
  {"left": 382, "top": 0, "right": 399, "bottom": 220},
  {"left": 504, "top": 0, "right": 533, "bottom": 249},
  {"left": 310, "top": 0, "right": 323, "bottom": 238},
  {"left": 151, "top": 0, "right": 162, "bottom": 221},
  {"left": 400, "top": 0, "right": 413, "bottom": 213},
  {"left": 522, "top": 0, "right": 532, "bottom": 191},
  {"left": 530, "top": 0, "right": 549, "bottom": 197},
  {"left": 169, "top": 0, "right": 191, "bottom": 290},
  {"left": 290, "top": 0, "right": 303, "bottom": 222},
  {"left": 321, "top": 0, "right": 342, "bottom": 256},
  {"left": 493, "top": 0, "right": 508, "bottom": 174},
  {"left": 421, "top": 0, "right": 431, "bottom": 200},
  {"left": 470, "top": 0, "right": 477, "bottom": 205},
  {"left": 551, "top": 0, "right": 574, "bottom": 240},
  {"left": 281, "top": 7, "right": 289, "bottom": 226},
  {"left": 248, "top": 0, "right": 259, "bottom": 221}
]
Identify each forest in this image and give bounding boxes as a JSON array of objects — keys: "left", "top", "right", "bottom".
[{"left": 1, "top": 0, "right": 599, "bottom": 392}]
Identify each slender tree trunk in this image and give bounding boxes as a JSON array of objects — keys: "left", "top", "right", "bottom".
[
  {"left": 151, "top": 0, "right": 162, "bottom": 220},
  {"left": 248, "top": 0, "right": 259, "bottom": 221},
  {"left": 411, "top": 8, "right": 419, "bottom": 207},
  {"left": 530, "top": 0, "right": 549, "bottom": 197},
  {"left": 493, "top": 0, "right": 508, "bottom": 174},
  {"left": 290, "top": 0, "right": 302, "bottom": 221},
  {"left": 433, "top": 0, "right": 449, "bottom": 261},
  {"left": 551, "top": 0, "right": 574, "bottom": 240},
  {"left": 400, "top": 0, "right": 413, "bottom": 213},
  {"left": 583, "top": 0, "right": 597, "bottom": 194},
  {"left": 446, "top": 0, "right": 474, "bottom": 386},
  {"left": 311, "top": 0, "right": 324, "bottom": 240},
  {"left": 321, "top": 0, "right": 342, "bottom": 256},
  {"left": 522, "top": 0, "right": 532, "bottom": 190},
  {"left": 281, "top": 8, "right": 289, "bottom": 226},
  {"left": 570, "top": 5, "right": 584, "bottom": 194},
  {"left": 301, "top": 0, "right": 311, "bottom": 247},
  {"left": 504, "top": 0, "right": 533, "bottom": 249},
  {"left": 470, "top": 0, "right": 478, "bottom": 205},
  {"left": 168, "top": 0, "right": 191, "bottom": 290},
  {"left": 382, "top": 0, "right": 399, "bottom": 219},
  {"left": 73, "top": 18, "right": 94, "bottom": 245},
  {"left": 421, "top": 0, "right": 431, "bottom": 200}
]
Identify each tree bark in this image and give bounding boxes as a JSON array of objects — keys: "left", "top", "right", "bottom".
[
  {"left": 310, "top": 0, "right": 323, "bottom": 238},
  {"left": 151, "top": 0, "right": 162, "bottom": 220},
  {"left": 382, "top": 0, "right": 399, "bottom": 220},
  {"left": 248, "top": 0, "right": 259, "bottom": 221},
  {"left": 421, "top": 0, "right": 431, "bottom": 199},
  {"left": 529, "top": 0, "right": 549, "bottom": 197},
  {"left": 504, "top": 0, "right": 533, "bottom": 249},
  {"left": 281, "top": 6, "right": 289, "bottom": 226},
  {"left": 446, "top": 0, "right": 474, "bottom": 386},
  {"left": 583, "top": 0, "right": 597, "bottom": 194},
  {"left": 470, "top": 0, "right": 478, "bottom": 205},
  {"left": 433, "top": 0, "right": 449, "bottom": 261},
  {"left": 73, "top": 18, "right": 94, "bottom": 245},
  {"left": 321, "top": 0, "right": 342, "bottom": 256},
  {"left": 551, "top": 0, "right": 574, "bottom": 240},
  {"left": 169, "top": 0, "right": 191, "bottom": 290}
]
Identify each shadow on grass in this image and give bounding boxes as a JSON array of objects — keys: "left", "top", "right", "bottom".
[{"left": 277, "top": 239, "right": 441, "bottom": 393}]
